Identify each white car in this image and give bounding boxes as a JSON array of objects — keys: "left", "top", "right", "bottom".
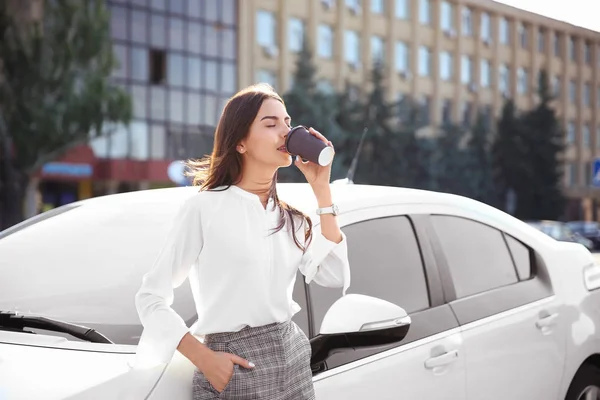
[{"left": 1, "top": 183, "right": 600, "bottom": 400}]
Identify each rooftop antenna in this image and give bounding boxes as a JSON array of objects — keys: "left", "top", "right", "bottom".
[{"left": 333, "top": 105, "right": 374, "bottom": 185}]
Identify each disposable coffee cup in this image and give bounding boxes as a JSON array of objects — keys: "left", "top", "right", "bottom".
[{"left": 285, "top": 126, "right": 335, "bottom": 167}]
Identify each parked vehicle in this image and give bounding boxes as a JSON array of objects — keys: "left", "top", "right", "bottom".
[
  {"left": 568, "top": 221, "right": 600, "bottom": 250},
  {"left": 526, "top": 220, "right": 594, "bottom": 250},
  {"left": 1, "top": 183, "right": 600, "bottom": 399}
]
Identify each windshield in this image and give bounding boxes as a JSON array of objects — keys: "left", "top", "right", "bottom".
[{"left": 0, "top": 188, "right": 200, "bottom": 345}]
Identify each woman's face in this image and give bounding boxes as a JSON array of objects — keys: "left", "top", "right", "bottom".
[{"left": 238, "top": 98, "right": 293, "bottom": 169}]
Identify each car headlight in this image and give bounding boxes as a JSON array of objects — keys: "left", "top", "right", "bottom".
[{"left": 583, "top": 263, "right": 600, "bottom": 291}]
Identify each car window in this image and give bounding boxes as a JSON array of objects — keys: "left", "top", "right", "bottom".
[
  {"left": 430, "top": 215, "right": 518, "bottom": 299},
  {"left": 504, "top": 234, "right": 532, "bottom": 281},
  {"left": 309, "top": 215, "right": 430, "bottom": 335}
]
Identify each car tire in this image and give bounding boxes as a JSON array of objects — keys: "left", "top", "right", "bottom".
[{"left": 565, "top": 363, "right": 600, "bottom": 400}]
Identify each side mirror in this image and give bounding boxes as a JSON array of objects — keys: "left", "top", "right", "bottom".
[{"left": 310, "top": 294, "right": 411, "bottom": 368}]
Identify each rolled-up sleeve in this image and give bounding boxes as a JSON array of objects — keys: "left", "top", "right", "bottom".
[
  {"left": 299, "top": 226, "right": 351, "bottom": 296},
  {"left": 134, "top": 194, "right": 204, "bottom": 368}
]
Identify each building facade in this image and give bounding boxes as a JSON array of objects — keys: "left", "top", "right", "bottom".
[
  {"left": 37, "top": 0, "right": 239, "bottom": 210},
  {"left": 238, "top": 0, "right": 600, "bottom": 220}
]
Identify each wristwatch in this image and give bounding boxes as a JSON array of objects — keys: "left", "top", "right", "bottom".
[{"left": 316, "top": 204, "right": 340, "bottom": 216}]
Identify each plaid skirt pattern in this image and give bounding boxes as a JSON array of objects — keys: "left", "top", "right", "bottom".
[{"left": 193, "top": 320, "right": 315, "bottom": 400}]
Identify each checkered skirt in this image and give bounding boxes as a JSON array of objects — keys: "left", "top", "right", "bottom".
[{"left": 193, "top": 320, "right": 315, "bottom": 400}]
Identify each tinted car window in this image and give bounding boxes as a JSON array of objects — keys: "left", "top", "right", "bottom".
[
  {"left": 504, "top": 234, "right": 532, "bottom": 281},
  {"left": 309, "top": 216, "right": 430, "bottom": 335},
  {"left": 431, "top": 215, "right": 518, "bottom": 299}
]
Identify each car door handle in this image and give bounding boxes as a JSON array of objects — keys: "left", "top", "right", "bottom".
[
  {"left": 536, "top": 313, "right": 559, "bottom": 329},
  {"left": 424, "top": 350, "right": 459, "bottom": 369}
]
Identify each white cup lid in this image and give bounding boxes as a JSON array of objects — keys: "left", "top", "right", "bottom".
[{"left": 318, "top": 146, "right": 335, "bottom": 166}]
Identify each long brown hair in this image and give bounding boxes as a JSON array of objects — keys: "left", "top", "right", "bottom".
[{"left": 185, "top": 83, "right": 313, "bottom": 251}]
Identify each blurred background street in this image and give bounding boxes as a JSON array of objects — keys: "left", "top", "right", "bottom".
[{"left": 1, "top": 0, "right": 600, "bottom": 247}]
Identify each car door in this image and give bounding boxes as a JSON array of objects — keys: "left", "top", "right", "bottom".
[
  {"left": 308, "top": 211, "right": 466, "bottom": 400},
  {"left": 426, "top": 214, "right": 566, "bottom": 400}
]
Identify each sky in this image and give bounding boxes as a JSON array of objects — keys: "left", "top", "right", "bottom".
[{"left": 495, "top": 0, "right": 598, "bottom": 32}]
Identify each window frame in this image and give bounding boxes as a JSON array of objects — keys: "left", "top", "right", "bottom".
[
  {"left": 305, "top": 211, "right": 455, "bottom": 372},
  {"left": 423, "top": 214, "right": 554, "bottom": 326}
]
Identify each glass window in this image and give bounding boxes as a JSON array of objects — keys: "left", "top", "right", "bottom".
[
  {"left": 439, "top": 51, "right": 453, "bottom": 81},
  {"left": 131, "top": 47, "right": 149, "bottom": 82},
  {"left": 440, "top": 1, "right": 453, "bottom": 31},
  {"left": 149, "top": 124, "right": 166, "bottom": 159},
  {"left": 318, "top": 25, "right": 334, "bottom": 59},
  {"left": 187, "top": 93, "right": 202, "bottom": 126},
  {"left": 538, "top": 28, "right": 545, "bottom": 52},
  {"left": 344, "top": 30, "right": 360, "bottom": 65},
  {"left": 480, "top": 59, "right": 491, "bottom": 87},
  {"left": 110, "top": 5, "right": 128, "bottom": 40},
  {"left": 584, "top": 83, "right": 591, "bottom": 106},
  {"left": 553, "top": 76, "right": 561, "bottom": 96},
  {"left": 500, "top": 18, "right": 509, "bottom": 44},
  {"left": 131, "top": 0, "right": 147, "bottom": 7},
  {"left": 504, "top": 235, "right": 532, "bottom": 281},
  {"left": 204, "top": 61, "right": 219, "bottom": 92},
  {"left": 567, "top": 121, "right": 576, "bottom": 143},
  {"left": 256, "top": 10, "right": 276, "bottom": 48},
  {"left": 187, "top": 22, "right": 202, "bottom": 54},
  {"left": 204, "top": 24, "right": 220, "bottom": 57},
  {"left": 150, "top": 87, "right": 166, "bottom": 121},
  {"left": 130, "top": 121, "right": 149, "bottom": 160},
  {"left": 310, "top": 216, "right": 430, "bottom": 334},
  {"left": 583, "top": 124, "right": 591, "bottom": 146},
  {"left": 289, "top": 18, "right": 305, "bottom": 53},
  {"left": 169, "top": 18, "right": 185, "bottom": 51},
  {"left": 221, "top": 62, "right": 237, "bottom": 95},
  {"left": 499, "top": 64, "right": 509, "bottom": 93},
  {"left": 222, "top": 28, "right": 237, "bottom": 60},
  {"left": 109, "top": 123, "right": 129, "bottom": 158},
  {"left": 462, "top": 7, "right": 472, "bottom": 36},
  {"left": 570, "top": 80, "right": 577, "bottom": 103},
  {"left": 132, "top": 85, "right": 147, "bottom": 119},
  {"left": 442, "top": 99, "right": 452, "bottom": 124},
  {"left": 371, "top": 36, "right": 385, "bottom": 63},
  {"left": 461, "top": 55, "right": 472, "bottom": 84},
  {"left": 554, "top": 33, "right": 561, "bottom": 57},
  {"left": 431, "top": 215, "right": 519, "bottom": 298},
  {"left": 150, "top": 0, "right": 166, "bottom": 11},
  {"left": 584, "top": 42, "right": 592, "bottom": 64},
  {"left": 112, "top": 44, "right": 128, "bottom": 79},
  {"left": 596, "top": 127, "right": 600, "bottom": 149},
  {"left": 570, "top": 36, "right": 577, "bottom": 61},
  {"left": 418, "top": 46, "right": 431, "bottom": 76},
  {"left": 395, "top": 0, "right": 409, "bottom": 19},
  {"left": 188, "top": 0, "right": 202, "bottom": 18},
  {"left": 167, "top": 53, "right": 185, "bottom": 87},
  {"left": 517, "top": 68, "right": 528, "bottom": 94},
  {"left": 204, "top": 95, "right": 219, "bottom": 126},
  {"left": 519, "top": 23, "right": 528, "bottom": 49},
  {"left": 150, "top": 15, "right": 166, "bottom": 48},
  {"left": 480, "top": 12, "right": 491, "bottom": 42},
  {"left": 187, "top": 57, "right": 202, "bottom": 90},
  {"left": 169, "top": 0, "right": 185, "bottom": 14},
  {"left": 221, "top": 0, "right": 236, "bottom": 25},
  {"left": 169, "top": 90, "right": 185, "bottom": 124},
  {"left": 205, "top": 0, "right": 219, "bottom": 22},
  {"left": 371, "top": 0, "right": 384, "bottom": 13},
  {"left": 419, "top": 0, "right": 430, "bottom": 25},
  {"left": 131, "top": 10, "right": 147, "bottom": 44},
  {"left": 395, "top": 41, "right": 409, "bottom": 73}
]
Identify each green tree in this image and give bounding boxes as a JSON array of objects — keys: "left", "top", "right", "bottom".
[
  {"left": 430, "top": 123, "right": 470, "bottom": 195},
  {"left": 280, "top": 35, "right": 342, "bottom": 182},
  {"left": 0, "top": 0, "right": 132, "bottom": 230},
  {"left": 465, "top": 110, "right": 495, "bottom": 203},
  {"left": 492, "top": 70, "right": 565, "bottom": 219},
  {"left": 519, "top": 69, "right": 566, "bottom": 219}
]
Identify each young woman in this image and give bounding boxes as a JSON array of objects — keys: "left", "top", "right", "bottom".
[{"left": 134, "top": 83, "right": 350, "bottom": 399}]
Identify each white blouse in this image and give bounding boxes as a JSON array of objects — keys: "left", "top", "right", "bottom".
[{"left": 134, "top": 185, "right": 351, "bottom": 367}]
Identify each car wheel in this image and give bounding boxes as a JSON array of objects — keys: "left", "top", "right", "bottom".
[{"left": 565, "top": 363, "right": 600, "bottom": 400}]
